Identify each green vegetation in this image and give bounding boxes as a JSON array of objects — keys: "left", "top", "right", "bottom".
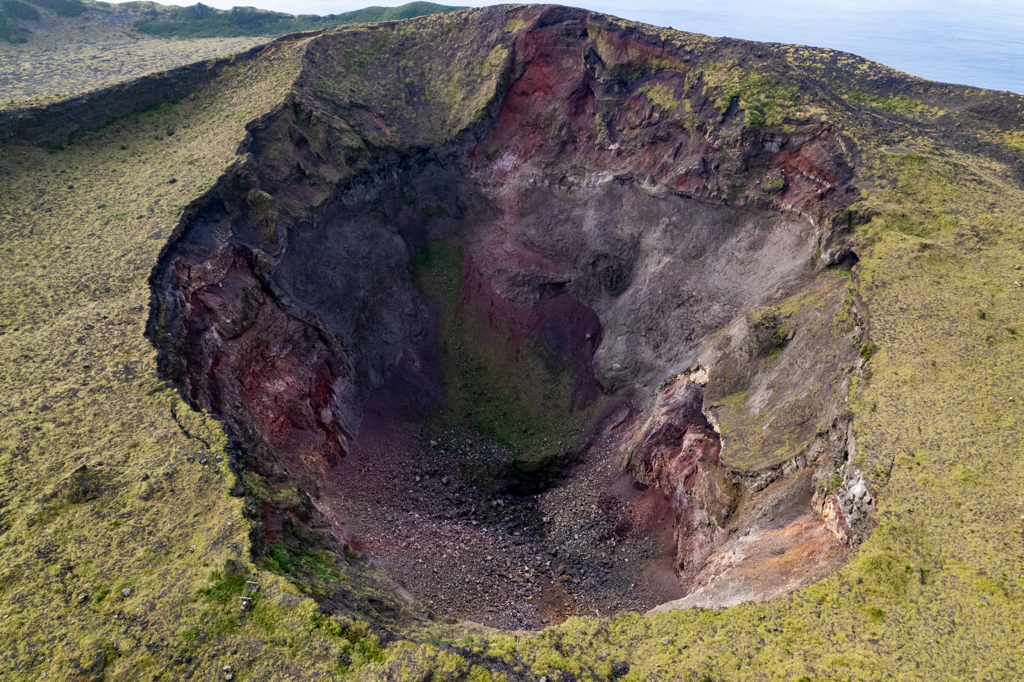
[
  {"left": 701, "top": 59, "right": 800, "bottom": 127},
  {"left": 133, "top": 2, "right": 464, "bottom": 40},
  {"left": 588, "top": 20, "right": 690, "bottom": 83},
  {"left": 0, "top": 0, "right": 39, "bottom": 20},
  {"left": 415, "top": 241, "right": 603, "bottom": 473},
  {"left": 199, "top": 571, "right": 247, "bottom": 604},
  {"left": 1005, "top": 131, "right": 1024, "bottom": 150},
  {"left": 748, "top": 304, "right": 790, "bottom": 350},
  {"left": 761, "top": 167, "right": 785, "bottom": 193},
  {"left": 846, "top": 89, "right": 928, "bottom": 113},
  {"left": 0, "top": 30, "right": 266, "bottom": 108},
  {"left": 1, "top": 0, "right": 83, "bottom": 42},
  {"left": 638, "top": 82, "right": 682, "bottom": 113},
  {"left": 0, "top": 0, "right": 39, "bottom": 43},
  {"left": 0, "top": 35, "right": 378, "bottom": 680},
  {"left": 0, "top": 0, "right": 461, "bottom": 44},
  {"left": 1, "top": 6, "right": 1023, "bottom": 681},
  {"left": 241, "top": 471, "right": 299, "bottom": 507},
  {"left": 31, "top": 0, "right": 86, "bottom": 17},
  {"left": 0, "top": 2, "right": 462, "bottom": 111},
  {"left": 262, "top": 543, "right": 349, "bottom": 596}
]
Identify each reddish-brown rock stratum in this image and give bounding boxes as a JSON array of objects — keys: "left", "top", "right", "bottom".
[{"left": 148, "top": 4, "right": 872, "bottom": 626}]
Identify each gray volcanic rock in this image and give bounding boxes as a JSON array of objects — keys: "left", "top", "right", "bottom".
[{"left": 147, "top": 4, "right": 867, "bottom": 613}]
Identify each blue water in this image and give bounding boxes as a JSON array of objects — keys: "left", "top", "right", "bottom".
[
  {"left": 190, "top": 0, "right": 1024, "bottom": 94},
  {"left": 576, "top": 0, "right": 1024, "bottom": 95}
]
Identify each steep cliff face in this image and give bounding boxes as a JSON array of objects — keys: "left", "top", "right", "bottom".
[
  {"left": 623, "top": 371, "right": 734, "bottom": 592},
  {"left": 147, "top": 4, "right": 867, "bottom": 615}
]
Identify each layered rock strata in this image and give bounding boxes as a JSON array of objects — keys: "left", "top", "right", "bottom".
[{"left": 148, "top": 4, "right": 872, "bottom": 612}]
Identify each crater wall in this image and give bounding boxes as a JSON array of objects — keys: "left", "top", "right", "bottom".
[{"left": 147, "top": 5, "right": 871, "bottom": 617}]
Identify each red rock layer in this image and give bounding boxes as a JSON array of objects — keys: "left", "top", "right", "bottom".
[
  {"left": 161, "top": 244, "right": 351, "bottom": 490},
  {"left": 624, "top": 371, "right": 736, "bottom": 590}
]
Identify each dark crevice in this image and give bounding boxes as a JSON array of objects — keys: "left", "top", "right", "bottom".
[{"left": 169, "top": 401, "right": 211, "bottom": 449}]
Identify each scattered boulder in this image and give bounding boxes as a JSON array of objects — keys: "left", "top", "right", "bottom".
[{"left": 58, "top": 465, "right": 107, "bottom": 504}]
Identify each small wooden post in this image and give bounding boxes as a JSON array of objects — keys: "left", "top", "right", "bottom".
[{"left": 239, "top": 580, "right": 259, "bottom": 612}]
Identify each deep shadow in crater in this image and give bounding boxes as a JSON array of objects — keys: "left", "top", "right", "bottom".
[
  {"left": 146, "top": 8, "right": 869, "bottom": 630},
  {"left": 148, "top": 162, "right": 857, "bottom": 628}
]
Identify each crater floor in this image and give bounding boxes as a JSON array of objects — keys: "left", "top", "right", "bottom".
[{"left": 328, "top": 401, "right": 684, "bottom": 629}]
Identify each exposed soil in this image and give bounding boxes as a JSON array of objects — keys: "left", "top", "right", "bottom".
[{"left": 652, "top": 469, "right": 851, "bottom": 612}]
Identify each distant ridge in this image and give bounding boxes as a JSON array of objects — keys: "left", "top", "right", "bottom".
[
  {"left": 0, "top": 1, "right": 465, "bottom": 43},
  {"left": 131, "top": 2, "right": 466, "bottom": 39}
]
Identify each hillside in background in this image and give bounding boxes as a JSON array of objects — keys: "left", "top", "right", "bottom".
[
  {"left": 131, "top": 2, "right": 464, "bottom": 39},
  {"left": 1, "top": 1, "right": 463, "bottom": 43},
  {"left": 0, "top": 1, "right": 462, "bottom": 108}
]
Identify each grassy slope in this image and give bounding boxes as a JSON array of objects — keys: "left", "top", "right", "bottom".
[
  {"left": 0, "top": 37, "right": 410, "bottom": 681},
  {"left": 0, "top": 1, "right": 461, "bottom": 112},
  {"left": 0, "top": 0, "right": 268, "bottom": 111},
  {"left": 0, "top": 33, "right": 267, "bottom": 109},
  {"left": 1, "top": 9, "right": 1023, "bottom": 681}
]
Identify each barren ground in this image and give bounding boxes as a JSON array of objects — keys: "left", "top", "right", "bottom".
[{"left": 324, "top": 394, "right": 686, "bottom": 631}]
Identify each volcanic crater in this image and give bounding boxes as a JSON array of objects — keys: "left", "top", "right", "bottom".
[{"left": 148, "top": 5, "right": 876, "bottom": 631}]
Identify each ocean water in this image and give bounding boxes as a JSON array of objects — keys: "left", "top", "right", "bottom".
[
  {"left": 191, "top": 0, "right": 1024, "bottom": 95},
  {"left": 578, "top": 0, "right": 1024, "bottom": 94}
]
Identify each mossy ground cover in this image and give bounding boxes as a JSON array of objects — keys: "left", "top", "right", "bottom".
[
  {"left": 132, "top": 2, "right": 462, "bottom": 41},
  {"left": 0, "top": 2, "right": 460, "bottom": 111},
  {"left": 415, "top": 240, "right": 605, "bottom": 477},
  {"left": 1, "top": 8, "right": 1024, "bottom": 681},
  {"left": 0, "top": 33, "right": 266, "bottom": 109},
  {"left": 700, "top": 59, "right": 800, "bottom": 128},
  {"left": 842, "top": 90, "right": 934, "bottom": 115},
  {"left": 0, "top": 3, "right": 269, "bottom": 111},
  {"left": 0, "top": 37, "right": 396, "bottom": 681}
]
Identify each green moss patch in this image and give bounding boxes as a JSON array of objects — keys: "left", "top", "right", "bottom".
[
  {"left": 415, "top": 240, "right": 604, "bottom": 477},
  {"left": 701, "top": 60, "right": 800, "bottom": 127}
]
